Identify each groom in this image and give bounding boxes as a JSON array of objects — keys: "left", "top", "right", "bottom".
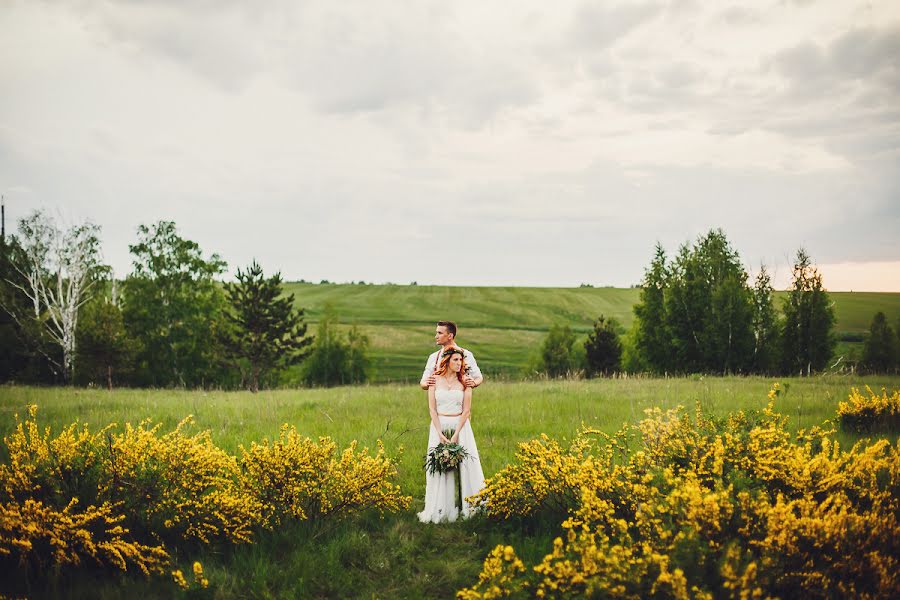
[{"left": 419, "top": 320, "right": 484, "bottom": 390}]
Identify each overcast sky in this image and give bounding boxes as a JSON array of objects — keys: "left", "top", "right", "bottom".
[{"left": 2, "top": 0, "right": 898, "bottom": 290}]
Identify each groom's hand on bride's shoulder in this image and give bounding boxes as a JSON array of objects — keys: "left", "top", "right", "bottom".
[{"left": 463, "top": 375, "right": 477, "bottom": 388}]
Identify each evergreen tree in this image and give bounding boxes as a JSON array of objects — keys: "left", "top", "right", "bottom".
[
  {"left": 540, "top": 324, "right": 577, "bottom": 378},
  {"left": 780, "top": 248, "right": 836, "bottom": 375},
  {"left": 123, "top": 221, "right": 228, "bottom": 387},
  {"left": 751, "top": 265, "right": 780, "bottom": 374},
  {"left": 222, "top": 261, "right": 313, "bottom": 392},
  {"left": 584, "top": 315, "right": 622, "bottom": 377},
  {"left": 633, "top": 243, "right": 672, "bottom": 372},
  {"left": 862, "top": 312, "right": 897, "bottom": 373}
]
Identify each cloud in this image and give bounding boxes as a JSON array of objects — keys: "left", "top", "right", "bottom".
[
  {"left": 571, "top": 1, "right": 665, "bottom": 51},
  {"left": 68, "top": 1, "right": 268, "bottom": 92},
  {"left": 717, "top": 6, "right": 764, "bottom": 26},
  {"left": 830, "top": 26, "right": 900, "bottom": 80},
  {"left": 1, "top": 0, "right": 899, "bottom": 289}
]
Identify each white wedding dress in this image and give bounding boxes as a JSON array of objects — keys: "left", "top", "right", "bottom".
[{"left": 417, "top": 387, "right": 486, "bottom": 523}]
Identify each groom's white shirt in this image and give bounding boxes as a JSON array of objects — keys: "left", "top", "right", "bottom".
[{"left": 421, "top": 347, "right": 482, "bottom": 382}]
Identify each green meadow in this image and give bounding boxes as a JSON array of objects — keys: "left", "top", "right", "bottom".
[
  {"left": 2, "top": 375, "right": 898, "bottom": 599},
  {"left": 280, "top": 284, "right": 900, "bottom": 382}
]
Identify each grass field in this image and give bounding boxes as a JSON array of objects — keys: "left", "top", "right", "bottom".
[
  {"left": 2, "top": 375, "right": 898, "bottom": 598},
  {"left": 279, "top": 283, "right": 900, "bottom": 382}
]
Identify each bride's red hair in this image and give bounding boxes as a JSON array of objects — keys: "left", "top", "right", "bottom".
[{"left": 434, "top": 347, "right": 467, "bottom": 385}]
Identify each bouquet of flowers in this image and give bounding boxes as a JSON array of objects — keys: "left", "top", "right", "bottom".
[{"left": 424, "top": 430, "right": 470, "bottom": 475}]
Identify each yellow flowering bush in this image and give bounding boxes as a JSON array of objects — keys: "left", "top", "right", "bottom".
[
  {"left": 466, "top": 428, "right": 610, "bottom": 520},
  {"left": 0, "top": 497, "right": 169, "bottom": 576},
  {"left": 0, "top": 405, "right": 409, "bottom": 586},
  {"left": 461, "top": 385, "right": 900, "bottom": 599},
  {"left": 837, "top": 387, "right": 900, "bottom": 432},
  {"left": 0, "top": 405, "right": 111, "bottom": 505},
  {"left": 240, "top": 424, "right": 410, "bottom": 526},
  {"left": 100, "top": 416, "right": 262, "bottom": 544},
  {"left": 457, "top": 545, "right": 527, "bottom": 600}
]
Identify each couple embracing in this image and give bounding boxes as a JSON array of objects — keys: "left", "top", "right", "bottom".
[{"left": 416, "top": 321, "right": 487, "bottom": 524}]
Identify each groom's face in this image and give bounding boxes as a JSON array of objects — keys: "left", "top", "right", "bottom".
[{"left": 435, "top": 325, "right": 454, "bottom": 346}]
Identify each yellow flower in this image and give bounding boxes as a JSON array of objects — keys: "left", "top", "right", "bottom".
[{"left": 171, "top": 569, "right": 189, "bottom": 590}]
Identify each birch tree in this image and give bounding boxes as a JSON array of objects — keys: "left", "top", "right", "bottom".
[
  {"left": 780, "top": 248, "right": 836, "bottom": 375},
  {"left": 5, "top": 210, "right": 103, "bottom": 382}
]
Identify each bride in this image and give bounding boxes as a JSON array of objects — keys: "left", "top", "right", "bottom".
[{"left": 417, "top": 346, "right": 485, "bottom": 523}]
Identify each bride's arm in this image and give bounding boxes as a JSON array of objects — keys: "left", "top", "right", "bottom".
[
  {"left": 451, "top": 387, "right": 472, "bottom": 444},
  {"left": 428, "top": 386, "right": 450, "bottom": 444}
]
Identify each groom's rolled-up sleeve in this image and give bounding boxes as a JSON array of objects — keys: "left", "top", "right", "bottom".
[
  {"left": 464, "top": 350, "right": 482, "bottom": 380},
  {"left": 420, "top": 352, "right": 436, "bottom": 383}
]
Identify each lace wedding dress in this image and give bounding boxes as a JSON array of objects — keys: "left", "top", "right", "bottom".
[{"left": 417, "top": 387, "right": 486, "bottom": 523}]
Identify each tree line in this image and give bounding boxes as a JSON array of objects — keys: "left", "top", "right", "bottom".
[
  {"left": 0, "top": 213, "right": 369, "bottom": 390},
  {"left": 2, "top": 215, "right": 896, "bottom": 388},
  {"left": 531, "top": 229, "right": 899, "bottom": 377}
]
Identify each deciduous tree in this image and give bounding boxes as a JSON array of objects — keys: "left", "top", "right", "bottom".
[
  {"left": 780, "top": 248, "right": 836, "bottom": 375},
  {"left": 2, "top": 210, "right": 104, "bottom": 382},
  {"left": 302, "top": 305, "right": 348, "bottom": 387},
  {"left": 633, "top": 243, "right": 672, "bottom": 372},
  {"left": 751, "top": 265, "right": 780, "bottom": 374},
  {"left": 123, "top": 221, "right": 228, "bottom": 387},
  {"left": 76, "top": 295, "right": 137, "bottom": 389},
  {"left": 346, "top": 325, "right": 370, "bottom": 384}
]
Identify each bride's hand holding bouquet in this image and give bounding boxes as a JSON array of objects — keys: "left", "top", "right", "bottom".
[{"left": 425, "top": 429, "right": 470, "bottom": 476}]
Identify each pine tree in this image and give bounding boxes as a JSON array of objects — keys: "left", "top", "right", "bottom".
[
  {"left": 222, "top": 260, "right": 312, "bottom": 392},
  {"left": 862, "top": 312, "right": 897, "bottom": 373},
  {"left": 780, "top": 248, "right": 836, "bottom": 375},
  {"left": 584, "top": 315, "right": 622, "bottom": 377}
]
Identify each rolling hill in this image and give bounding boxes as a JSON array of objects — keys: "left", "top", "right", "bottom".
[{"left": 281, "top": 283, "right": 900, "bottom": 382}]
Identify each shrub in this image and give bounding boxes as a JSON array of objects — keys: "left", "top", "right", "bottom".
[
  {"left": 239, "top": 425, "right": 409, "bottom": 526},
  {"left": 539, "top": 324, "right": 578, "bottom": 378},
  {"left": 0, "top": 405, "right": 408, "bottom": 586},
  {"left": 0, "top": 498, "right": 170, "bottom": 576},
  {"left": 462, "top": 385, "right": 900, "bottom": 599},
  {"left": 100, "top": 417, "right": 263, "bottom": 544},
  {"left": 837, "top": 387, "right": 900, "bottom": 432}
]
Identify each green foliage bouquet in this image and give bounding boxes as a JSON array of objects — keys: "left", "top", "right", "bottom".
[{"left": 424, "top": 430, "right": 469, "bottom": 475}]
